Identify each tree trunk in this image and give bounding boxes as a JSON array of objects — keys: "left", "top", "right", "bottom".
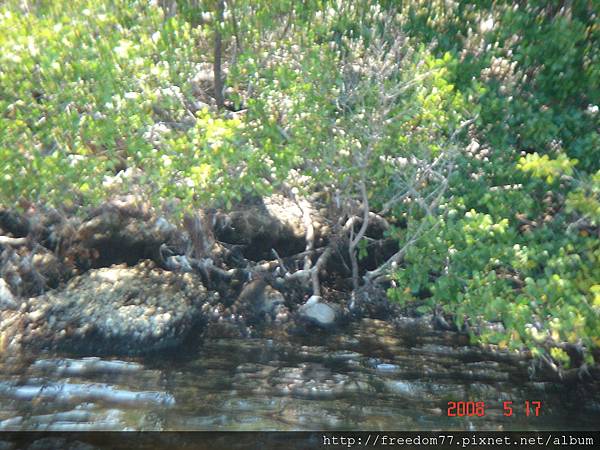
[{"left": 213, "top": 0, "right": 225, "bottom": 109}]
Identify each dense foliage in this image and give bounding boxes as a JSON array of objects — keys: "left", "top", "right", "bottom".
[
  {"left": 387, "top": 1, "right": 600, "bottom": 371},
  {"left": 1, "top": 0, "right": 598, "bottom": 371}
]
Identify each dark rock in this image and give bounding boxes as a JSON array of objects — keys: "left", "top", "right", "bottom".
[
  {"left": 348, "top": 284, "right": 396, "bottom": 319},
  {"left": 0, "top": 209, "right": 29, "bottom": 238},
  {"left": 214, "top": 194, "right": 328, "bottom": 260},
  {"left": 233, "top": 279, "right": 286, "bottom": 325},
  {"left": 259, "top": 284, "right": 286, "bottom": 315},
  {"left": 67, "top": 196, "right": 183, "bottom": 270}
]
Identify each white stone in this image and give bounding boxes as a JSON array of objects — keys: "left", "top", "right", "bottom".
[
  {"left": 299, "top": 296, "right": 337, "bottom": 327},
  {"left": 0, "top": 279, "right": 18, "bottom": 309}
]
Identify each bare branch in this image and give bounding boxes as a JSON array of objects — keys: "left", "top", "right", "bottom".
[
  {"left": 364, "top": 217, "right": 441, "bottom": 283},
  {"left": 310, "top": 247, "right": 332, "bottom": 297},
  {"left": 271, "top": 248, "right": 288, "bottom": 273},
  {"left": 285, "top": 247, "right": 332, "bottom": 296},
  {"left": 281, "top": 183, "right": 315, "bottom": 271},
  {"left": 379, "top": 191, "right": 411, "bottom": 216}
]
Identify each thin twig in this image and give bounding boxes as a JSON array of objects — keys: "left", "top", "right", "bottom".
[
  {"left": 271, "top": 248, "right": 288, "bottom": 273},
  {"left": 285, "top": 247, "right": 332, "bottom": 297}
]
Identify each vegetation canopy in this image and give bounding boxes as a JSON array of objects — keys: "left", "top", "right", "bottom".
[{"left": 1, "top": 0, "right": 599, "bottom": 377}]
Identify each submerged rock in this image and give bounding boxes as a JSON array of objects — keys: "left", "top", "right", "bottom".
[
  {"left": 0, "top": 380, "right": 175, "bottom": 406},
  {"left": 31, "top": 357, "right": 144, "bottom": 376},
  {"left": 4, "top": 260, "right": 209, "bottom": 356}
]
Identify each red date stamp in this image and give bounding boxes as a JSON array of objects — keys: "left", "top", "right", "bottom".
[{"left": 447, "top": 401, "right": 542, "bottom": 417}]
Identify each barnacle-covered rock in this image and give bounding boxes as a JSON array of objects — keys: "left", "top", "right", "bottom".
[{"left": 4, "top": 260, "right": 208, "bottom": 356}]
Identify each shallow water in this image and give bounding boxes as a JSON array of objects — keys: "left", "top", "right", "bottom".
[{"left": 1, "top": 318, "right": 598, "bottom": 431}]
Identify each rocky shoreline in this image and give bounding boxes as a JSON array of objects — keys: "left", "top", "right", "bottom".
[
  {"left": 0, "top": 257, "right": 353, "bottom": 357},
  {"left": 0, "top": 194, "right": 352, "bottom": 357},
  {"left": 0, "top": 196, "right": 598, "bottom": 385}
]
